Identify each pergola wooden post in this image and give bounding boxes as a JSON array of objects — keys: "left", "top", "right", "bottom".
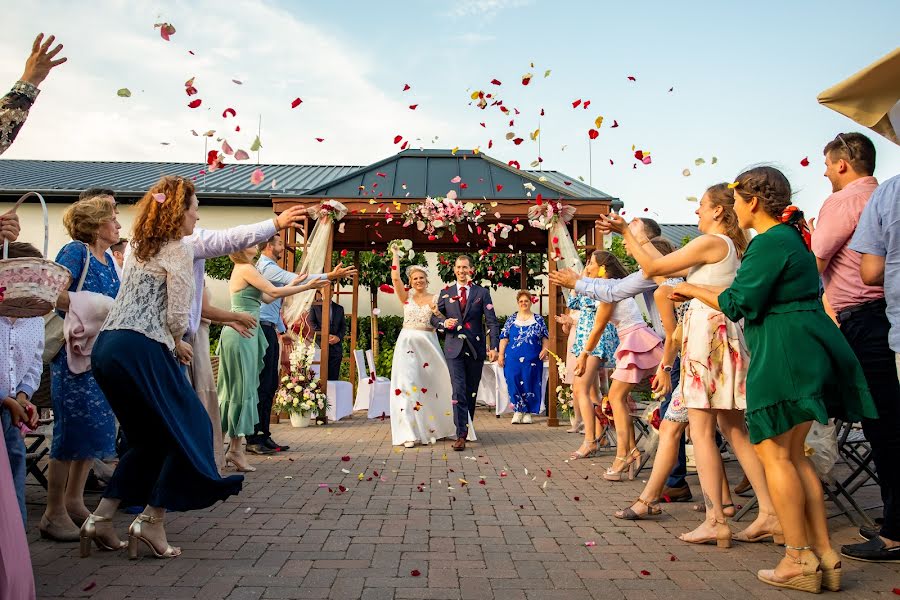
[
  {"left": 271, "top": 196, "right": 614, "bottom": 427},
  {"left": 349, "top": 251, "right": 361, "bottom": 394}
]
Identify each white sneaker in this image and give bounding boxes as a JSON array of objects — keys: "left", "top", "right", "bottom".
[
  {"left": 522, "top": 413, "right": 533, "bottom": 424},
  {"left": 511, "top": 412, "right": 523, "bottom": 424}
]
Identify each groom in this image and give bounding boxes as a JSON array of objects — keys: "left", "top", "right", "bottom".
[{"left": 431, "top": 255, "right": 500, "bottom": 451}]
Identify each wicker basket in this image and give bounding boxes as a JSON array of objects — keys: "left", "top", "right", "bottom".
[{"left": 0, "top": 192, "right": 72, "bottom": 317}]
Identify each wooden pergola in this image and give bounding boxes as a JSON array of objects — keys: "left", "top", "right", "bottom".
[{"left": 270, "top": 149, "right": 617, "bottom": 426}]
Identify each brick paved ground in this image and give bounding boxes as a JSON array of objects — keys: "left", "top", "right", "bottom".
[{"left": 27, "top": 410, "right": 900, "bottom": 599}]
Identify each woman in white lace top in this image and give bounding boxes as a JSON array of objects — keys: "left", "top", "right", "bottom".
[{"left": 79, "top": 176, "right": 243, "bottom": 561}]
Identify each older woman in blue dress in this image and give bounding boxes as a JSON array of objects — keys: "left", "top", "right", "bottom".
[
  {"left": 498, "top": 291, "right": 550, "bottom": 424},
  {"left": 40, "top": 196, "right": 121, "bottom": 541}
]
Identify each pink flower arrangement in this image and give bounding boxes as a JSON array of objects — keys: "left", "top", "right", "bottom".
[{"left": 401, "top": 192, "right": 484, "bottom": 239}]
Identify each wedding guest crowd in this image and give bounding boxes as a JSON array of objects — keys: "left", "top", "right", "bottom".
[{"left": 2, "top": 26, "right": 899, "bottom": 600}]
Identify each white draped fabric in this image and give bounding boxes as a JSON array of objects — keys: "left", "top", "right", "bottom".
[{"left": 281, "top": 215, "right": 332, "bottom": 328}]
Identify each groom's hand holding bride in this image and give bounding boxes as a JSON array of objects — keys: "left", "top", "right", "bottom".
[{"left": 487, "top": 349, "right": 498, "bottom": 363}]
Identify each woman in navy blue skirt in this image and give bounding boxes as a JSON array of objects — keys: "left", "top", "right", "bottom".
[{"left": 78, "top": 176, "right": 242, "bottom": 560}]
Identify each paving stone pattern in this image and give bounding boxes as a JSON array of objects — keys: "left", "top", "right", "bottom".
[{"left": 28, "top": 411, "right": 900, "bottom": 599}]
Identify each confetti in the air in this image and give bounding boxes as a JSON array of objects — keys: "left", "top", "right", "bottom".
[
  {"left": 291, "top": 98, "right": 303, "bottom": 108},
  {"left": 154, "top": 22, "right": 176, "bottom": 41},
  {"left": 116, "top": 88, "right": 131, "bottom": 98}
]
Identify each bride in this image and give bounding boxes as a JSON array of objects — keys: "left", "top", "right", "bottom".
[{"left": 388, "top": 246, "right": 457, "bottom": 447}]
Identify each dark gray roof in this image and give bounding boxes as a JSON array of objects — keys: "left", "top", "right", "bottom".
[
  {"left": 298, "top": 149, "right": 615, "bottom": 200},
  {"left": 0, "top": 160, "right": 362, "bottom": 198},
  {"left": 613, "top": 224, "right": 700, "bottom": 246},
  {"left": 0, "top": 149, "right": 616, "bottom": 203}
]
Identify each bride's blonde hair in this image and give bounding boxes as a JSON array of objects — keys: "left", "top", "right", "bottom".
[{"left": 406, "top": 265, "right": 430, "bottom": 283}]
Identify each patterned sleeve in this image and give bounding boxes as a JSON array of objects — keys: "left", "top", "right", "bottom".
[
  {"left": 499, "top": 315, "right": 514, "bottom": 340},
  {"left": 566, "top": 293, "right": 580, "bottom": 310},
  {"left": 54, "top": 241, "right": 88, "bottom": 291},
  {"left": 0, "top": 83, "right": 38, "bottom": 156},
  {"left": 535, "top": 315, "right": 550, "bottom": 340},
  {"left": 160, "top": 241, "right": 196, "bottom": 341}
]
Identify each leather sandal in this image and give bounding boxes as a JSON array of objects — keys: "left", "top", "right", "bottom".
[
  {"left": 127, "top": 514, "right": 181, "bottom": 560},
  {"left": 615, "top": 497, "right": 662, "bottom": 520}
]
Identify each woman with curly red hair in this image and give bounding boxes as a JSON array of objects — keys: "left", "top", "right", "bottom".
[{"left": 79, "top": 176, "right": 242, "bottom": 560}]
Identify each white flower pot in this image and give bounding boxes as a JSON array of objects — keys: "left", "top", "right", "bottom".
[{"left": 290, "top": 413, "right": 310, "bottom": 428}]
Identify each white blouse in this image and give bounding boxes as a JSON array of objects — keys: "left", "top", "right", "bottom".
[{"left": 102, "top": 240, "right": 194, "bottom": 350}]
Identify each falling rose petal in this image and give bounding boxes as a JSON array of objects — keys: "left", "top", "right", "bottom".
[
  {"left": 594, "top": 115, "right": 604, "bottom": 128},
  {"left": 642, "top": 155, "right": 652, "bottom": 165},
  {"left": 546, "top": 469, "right": 552, "bottom": 477},
  {"left": 338, "top": 485, "right": 347, "bottom": 493},
  {"left": 408, "top": 104, "right": 418, "bottom": 110},
  {"left": 187, "top": 99, "right": 202, "bottom": 109},
  {"left": 450, "top": 175, "right": 462, "bottom": 183},
  {"left": 521, "top": 73, "right": 532, "bottom": 85},
  {"left": 584, "top": 541, "right": 596, "bottom": 547},
  {"left": 588, "top": 129, "right": 599, "bottom": 140},
  {"left": 410, "top": 570, "right": 421, "bottom": 577},
  {"left": 153, "top": 193, "right": 166, "bottom": 204},
  {"left": 496, "top": 184, "right": 503, "bottom": 192},
  {"left": 583, "top": 100, "right": 591, "bottom": 109},
  {"left": 155, "top": 22, "right": 176, "bottom": 41},
  {"left": 222, "top": 107, "right": 236, "bottom": 118},
  {"left": 611, "top": 120, "right": 619, "bottom": 128},
  {"left": 490, "top": 78, "right": 502, "bottom": 85},
  {"left": 232, "top": 79, "right": 243, "bottom": 85},
  {"left": 627, "top": 75, "right": 637, "bottom": 81},
  {"left": 512, "top": 138, "right": 524, "bottom": 145},
  {"left": 341, "top": 455, "right": 351, "bottom": 461},
  {"left": 403, "top": 83, "right": 411, "bottom": 91},
  {"left": 291, "top": 97, "right": 303, "bottom": 108},
  {"left": 800, "top": 156, "right": 810, "bottom": 167},
  {"left": 508, "top": 160, "right": 521, "bottom": 170},
  {"left": 315, "top": 137, "right": 325, "bottom": 142},
  {"left": 572, "top": 99, "right": 582, "bottom": 108},
  {"left": 574, "top": 496, "right": 580, "bottom": 501},
  {"left": 669, "top": 555, "right": 678, "bottom": 561},
  {"left": 250, "top": 135, "right": 262, "bottom": 151},
  {"left": 222, "top": 140, "right": 234, "bottom": 155},
  {"left": 250, "top": 168, "right": 264, "bottom": 185},
  {"left": 393, "top": 135, "right": 403, "bottom": 144},
  {"left": 234, "top": 149, "right": 250, "bottom": 161},
  {"left": 640, "top": 570, "right": 651, "bottom": 576},
  {"left": 401, "top": 141, "right": 409, "bottom": 150}
]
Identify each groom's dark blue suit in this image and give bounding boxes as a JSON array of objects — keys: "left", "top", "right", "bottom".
[{"left": 431, "top": 283, "right": 500, "bottom": 439}]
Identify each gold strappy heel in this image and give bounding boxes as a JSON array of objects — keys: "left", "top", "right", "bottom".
[
  {"left": 80, "top": 514, "right": 127, "bottom": 558},
  {"left": 127, "top": 514, "right": 182, "bottom": 560}
]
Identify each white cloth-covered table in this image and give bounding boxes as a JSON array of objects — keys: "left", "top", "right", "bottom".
[
  {"left": 477, "top": 361, "right": 549, "bottom": 415},
  {"left": 311, "top": 350, "right": 353, "bottom": 422}
]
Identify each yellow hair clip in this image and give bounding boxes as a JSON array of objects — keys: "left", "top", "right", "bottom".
[
  {"left": 727, "top": 181, "right": 740, "bottom": 189},
  {"left": 597, "top": 265, "right": 607, "bottom": 278}
]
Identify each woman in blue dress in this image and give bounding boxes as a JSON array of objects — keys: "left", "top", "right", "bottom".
[
  {"left": 40, "top": 196, "right": 121, "bottom": 542},
  {"left": 499, "top": 291, "right": 550, "bottom": 424},
  {"left": 559, "top": 252, "right": 619, "bottom": 459}
]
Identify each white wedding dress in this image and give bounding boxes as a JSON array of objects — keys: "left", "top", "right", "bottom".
[{"left": 389, "top": 300, "right": 459, "bottom": 446}]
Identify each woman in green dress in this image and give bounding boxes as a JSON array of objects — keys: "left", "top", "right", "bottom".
[
  {"left": 218, "top": 247, "right": 326, "bottom": 472},
  {"left": 673, "top": 166, "right": 877, "bottom": 594}
]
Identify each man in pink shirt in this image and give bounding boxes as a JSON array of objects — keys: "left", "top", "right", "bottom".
[{"left": 811, "top": 132, "right": 900, "bottom": 563}]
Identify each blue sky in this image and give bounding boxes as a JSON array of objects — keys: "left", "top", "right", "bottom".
[{"left": 3, "top": 0, "right": 899, "bottom": 222}]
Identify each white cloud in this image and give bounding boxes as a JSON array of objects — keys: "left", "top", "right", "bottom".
[
  {"left": 1, "top": 0, "right": 455, "bottom": 167},
  {"left": 443, "top": 0, "right": 534, "bottom": 19}
]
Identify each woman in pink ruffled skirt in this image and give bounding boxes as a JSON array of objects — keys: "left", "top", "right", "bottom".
[{"left": 575, "top": 251, "right": 663, "bottom": 481}]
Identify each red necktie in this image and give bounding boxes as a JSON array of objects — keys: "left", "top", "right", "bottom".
[{"left": 459, "top": 286, "right": 467, "bottom": 312}]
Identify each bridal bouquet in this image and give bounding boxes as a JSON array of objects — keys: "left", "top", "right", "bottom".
[
  {"left": 274, "top": 340, "right": 329, "bottom": 421},
  {"left": 388, "top": 238, "right": 415, "bottom": 260}
]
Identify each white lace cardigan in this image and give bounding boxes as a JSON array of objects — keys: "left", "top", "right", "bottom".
[{"left": 102, "top": 240, "right": 195, "bottom": 350}]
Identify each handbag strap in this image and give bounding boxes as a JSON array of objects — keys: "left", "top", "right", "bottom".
[{"left": 74, "top": 243, "right": 91, "bottom": 292}]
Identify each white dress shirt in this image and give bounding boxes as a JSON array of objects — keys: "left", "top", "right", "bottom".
[
  {"left": 574, "top": 270, "right": 664, "bottom": 336},
  {"left": 0, "top": 316, "right": 44, "bottom": 399}
]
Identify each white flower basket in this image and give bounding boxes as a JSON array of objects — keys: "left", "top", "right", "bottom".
[
  {"left": 0, "top": 192, "right": 72, "bottom": 317},
  {"left": 290, "top": 413, "right": 310, "bottom": 428}
]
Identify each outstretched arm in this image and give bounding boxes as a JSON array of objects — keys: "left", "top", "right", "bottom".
[{"left": 390, "top": 247, "right": 408, "bottom": 305}]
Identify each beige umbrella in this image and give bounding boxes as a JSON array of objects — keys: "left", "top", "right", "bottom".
[{"left": 817, "top": 47, "right": 900, "bottom": 145}]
